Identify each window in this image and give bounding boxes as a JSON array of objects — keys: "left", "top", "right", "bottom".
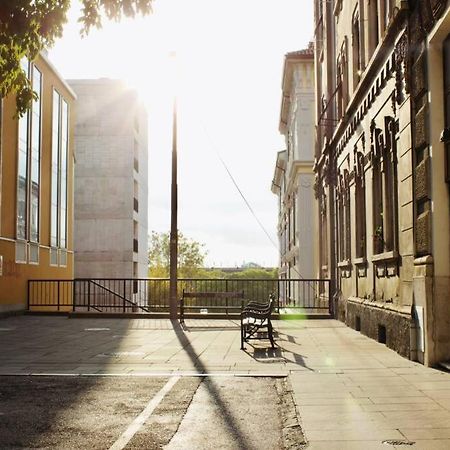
[
  {"left": 371, "top": 117, "right": 399, "bottom": 254},
  {"left": 30, "top": 67, "right": 42, "bottom": 243},
  {"left": 337, "top": 56, "right": 344, "bottom": 119},
  {"left": 352, "top": 8, "right": 364, "bottom": 88},
  {"left": 288, "top": 204, "right": 292, "bottom": 250},
  {"left": 336, "top": 39, "right": 349, "bottom": 119},
  {"left": 355, "top": 151, "right": 367, "bottom": 258},
  {"left": 51, "top": 89, "right": 69, "bottom": 253},
  {"left": 368, "top": 0, "right": 379, "bottom": 57},
  {"left": 381, "top": 0, "right": 392, "bottom": 33},
  {"left": 60, "top": 100, "right": 68, "bottom": 249},
  {"left": 443, "top": 34, "right": 450, "bottom": 182},
  {"left": 372, "top": 126, "right": 384, "bottom": 254},
  {"left": 319, "top": 187, "right": 328, "bottom": 277},
  {"left": 16, "top": 61, "right": 42, "bottom": 245},
  {"left": 337, "top": 170, "right": 351, "bottom": 262},
  {"left": 292, "top": 192, "right": 296, "bottom": 247},
  {"left": 51, "top": 91, "right": 60, "bottom": 248}
]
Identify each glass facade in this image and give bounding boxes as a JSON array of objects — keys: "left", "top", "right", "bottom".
[
  {"left": 30, "top": 66, "right": 42, "bottom": 243},
  {"left": 51, "top": 90, "right": 60, "bottom": 248},
  {"left": 16, "top": 61, "right": 41, "bottom": 243},
  {"left": 51, "top": 90, "right": 69, "bottom": 250}
]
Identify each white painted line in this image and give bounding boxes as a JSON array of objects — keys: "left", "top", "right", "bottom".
[
  {"left": 109, "top": 376, "right": 180, "bottom": 450},
  {"left": 1, "top": 372, "right": 288, "bottom": 378},
  {"left": 84, "top": 328, "right": 110, "bottom": 331},
  {"left": 96, "top": 351, "right": 145, "bottom": 358}
]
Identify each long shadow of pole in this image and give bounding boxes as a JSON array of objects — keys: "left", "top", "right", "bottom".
[{"left": 171, "top": 320, "right": 255, "bottom": 450}]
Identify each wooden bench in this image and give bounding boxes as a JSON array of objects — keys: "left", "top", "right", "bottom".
[
  {"left": 180, "top": 290, "right": 244, "bottom": 323},
  {"left": 240, "top": 294, "right": 276, "bottom": 350}
]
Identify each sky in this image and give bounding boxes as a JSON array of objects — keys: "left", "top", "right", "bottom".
[{"left": 49, "top": 0, "right": 314, "bottom": 268}]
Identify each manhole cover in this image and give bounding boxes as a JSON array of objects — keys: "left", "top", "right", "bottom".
[{"left": 382, "top": 440, "right": 415, "bottom": 446}]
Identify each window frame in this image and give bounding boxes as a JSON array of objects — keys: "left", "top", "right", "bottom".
[
  {"left": 50, "top": 89, "right": 70, "bottom": 255},
  {"left": 16, "top": 61, "right": 42, "bottom": 247}
]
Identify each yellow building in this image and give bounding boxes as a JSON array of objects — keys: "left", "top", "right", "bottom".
[{"left": 0, "top": 53, "right": 76, "bottom": 314}]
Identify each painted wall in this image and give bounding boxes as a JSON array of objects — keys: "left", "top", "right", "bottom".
[{"left": 0, "top": 54, "right": 76, "bottom": 312}]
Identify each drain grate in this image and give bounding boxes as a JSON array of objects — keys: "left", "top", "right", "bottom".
[{"left": 382, "top": 440, "right": 415, "bottom": 446}]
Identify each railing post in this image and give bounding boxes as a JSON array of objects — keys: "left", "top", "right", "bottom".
[
  {"left": 123, "top": 279, "right": 126, "bottom": 313},
  {"left": 328, "top": 279, "right": 332, "bottom": 316},
  {"left": 27, "top": 280, "right": 31, "bottom": 311},
  {"left": 277, "top": 279, "right": 280, "bottom": 312},
  {"left": 87, "top": 280, "right": 91, "bottom": 312},
  {"left": 225, "top": 279, "right": 229, "bottom": 316},
  {"left": 72, "top": 279, "right": 76, "bottom": 312},
  {"left": 57, "top": 280, "right": 60, "bottom": 311}
]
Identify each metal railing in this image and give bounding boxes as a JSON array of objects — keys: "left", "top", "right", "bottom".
[
  {"left": 28, "top": 279, "right": 75, "bottom": 311},
  {"left": 28, "top": 278, "right": 331, "bottom": 315}
]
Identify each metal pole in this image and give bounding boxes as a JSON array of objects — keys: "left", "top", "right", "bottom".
[{"left": 169, "top": 76, "right": 178, "bottom": 321}]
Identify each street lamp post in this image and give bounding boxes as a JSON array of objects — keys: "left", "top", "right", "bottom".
[{"left": 169, "top": 64, "right": 178, "bottom": 321}]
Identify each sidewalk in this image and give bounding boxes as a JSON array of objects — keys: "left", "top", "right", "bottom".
[{"left": 1, "top": 315, "right": 449, "bottom": 449}]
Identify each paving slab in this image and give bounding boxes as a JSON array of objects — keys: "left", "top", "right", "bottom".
[{"left": 1, "top": 315, "right": 450, "bottom": 449}]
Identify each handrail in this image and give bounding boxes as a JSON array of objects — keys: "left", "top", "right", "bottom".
[
  {"left": 89, "top": 280, "right": 150, "bottom": 312},
  {"left": 28, "top": 278, "right": 332, "bottom": 315}
]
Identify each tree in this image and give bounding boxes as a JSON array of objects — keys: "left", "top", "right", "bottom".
[
  {"left": 148, "top": 231, "right": 208, "bottom": 278},
  {"left": 0, "top": 0, "right": 153, "bottom": 116}
]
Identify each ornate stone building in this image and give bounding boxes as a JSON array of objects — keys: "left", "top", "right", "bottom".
[
  {"left": 313, "top": 0, "right": 450, "bottom": 366},
  {"left": 272, "top": 46, "right": 318, "bottom": 302}
]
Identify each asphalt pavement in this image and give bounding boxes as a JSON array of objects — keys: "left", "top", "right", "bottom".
[{"left": 1, "top": 315, "right": 450, "bottom": 449}]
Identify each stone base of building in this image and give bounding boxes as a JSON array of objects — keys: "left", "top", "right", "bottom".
[{"left": 344, "top": 299, "right": 412, "bottom": 360}]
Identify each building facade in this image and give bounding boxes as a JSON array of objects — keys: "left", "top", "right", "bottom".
[
  {"left": 314, "top": 0, "right": 450, "bottom": 366},
  {"left": 0, "top": 53, "right": 76, "bottom": 314},
  {"left": 272, "top": 46, "right": 318, "bottom": 302},
  {"left": 69, "top": 79, "right": 148, "bottom": 279}
]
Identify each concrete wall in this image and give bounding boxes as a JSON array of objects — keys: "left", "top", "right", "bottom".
[{"left": 69, "top": 79, "right": 148, "bottom": 279}]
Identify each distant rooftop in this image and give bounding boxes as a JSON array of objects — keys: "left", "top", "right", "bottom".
[{"left": 285, "top": 41, "right": 314, "bottom": 59}]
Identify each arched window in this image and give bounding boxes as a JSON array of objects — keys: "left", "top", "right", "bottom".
[{"left": 371, "top": 117, "right": 399, "bottom": 254}]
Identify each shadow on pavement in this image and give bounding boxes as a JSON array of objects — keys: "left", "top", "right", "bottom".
[
  {"left": 171, "top": 319, "right": 254, "bottom": 448},
  {"left": 181, "top": 319, "right": 240, "bottom": 331},
  {"left": 0, "top": 316, "right": 141, "bottom": 448},
  {"left": 241, "top": 330, "right": 314, "bottom": 371}
]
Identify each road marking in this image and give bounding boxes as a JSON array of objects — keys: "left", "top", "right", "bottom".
[
  {"left": 84, "top": 328, "right": 110, "bottom": 331},
  {"left": 109, "top": 376, "right": 180, "bottom": 450},
  {"left": 96, "top": 351, "right": 145, "bottom": 358}
]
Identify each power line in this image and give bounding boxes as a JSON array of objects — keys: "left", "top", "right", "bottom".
[
  {"left": 200, "top": 124, "right": 310, "bottom": 282},
  {"left": 202, "top": 127, "right": 278, "bottom": 249}
]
